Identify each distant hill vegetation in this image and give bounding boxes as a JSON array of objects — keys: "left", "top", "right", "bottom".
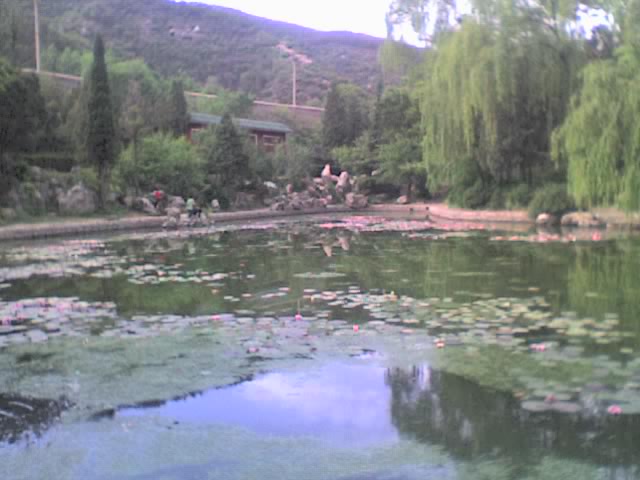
[{"left": 25, "top": 0, "right": 384, "bottom": 105}]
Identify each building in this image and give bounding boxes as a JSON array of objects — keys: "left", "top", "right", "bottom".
[{"left": 188, "top": 113, "right": 292, "bottom": 152}]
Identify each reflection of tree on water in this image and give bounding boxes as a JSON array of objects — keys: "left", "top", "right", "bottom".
[{"left": 386, "top": 366, "right": 640, "bottom": 470}]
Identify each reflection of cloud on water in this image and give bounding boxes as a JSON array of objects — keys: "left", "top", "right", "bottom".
[
  {"left": 121, "top": 363, "right": 400, "bottom": 447},
  {"left": 240, "top": 364, "right": 399, "bottom": 444}
]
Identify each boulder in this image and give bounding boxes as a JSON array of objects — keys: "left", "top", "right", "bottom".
[
  {"left": 162, "top": 217, "right": 179, "bottom": 229},
  {"left": 234, "top": 192, "right": 258, "bottom": 210},
  {"left": 346, "top": 193, "right": 369, "bottom": 209},
  {"left": 0, "top": 208, "right": 17, "bottom": 221},
  {"left": 133, "top": 197, "right": 158, "bottom": 216},
  {"left": 263, "top": 181, "right": 278, "bottom": 192},
  {"left": 286, "top": 184, "right": 295, "bottom": 195},
  {"left": 57, "top": 184, "right": 97, "bottom": 215},
  {"left": 396, "top": 195, "right": 409, "bottom": 205},
  {"left": 211, "top": 199, "right": 221, "bottom": 211},
  {"left": 561, "top": 212, "right": 606, "bottom": 228},
  {"left": 336, "top": 171, "right": 352, "bottom": 195},
  {"left": 166, "top": 207, "right": 181, "bottom": 222},
  {"left": 321, "top": 164, "right": 339, "bottom": 186},
  {"left": 167, "top": 195, "right": 185, "bottom": 210},
  {"left": 536, "top": 213, "right": 559, "bottom": 226}
]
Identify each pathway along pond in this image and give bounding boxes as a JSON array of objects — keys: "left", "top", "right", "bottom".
[{"left": 0, "top": 215, "right": 639, "bottom": 480}]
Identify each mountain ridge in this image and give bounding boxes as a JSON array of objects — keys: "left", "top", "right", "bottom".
[{"left": 35, "top": 0, "right": 384, "bottom": 105}]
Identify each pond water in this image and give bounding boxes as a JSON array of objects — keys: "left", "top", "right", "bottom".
[{"left": 1, "top": 215, "right": 640, "bottom": 479}]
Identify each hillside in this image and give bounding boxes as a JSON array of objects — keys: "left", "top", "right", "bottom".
[{"left": 30, "top": 0, "right": 384, "bottom": 106}]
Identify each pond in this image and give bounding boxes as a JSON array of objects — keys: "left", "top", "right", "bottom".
[{"left": 1, "top": 214, "right": 639, "bottom": 480}]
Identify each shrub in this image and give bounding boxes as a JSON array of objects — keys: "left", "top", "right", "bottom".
[
  {"left": 115, "top": 133, "right": 205, "bottom": 198},
  {"left": 528, "top": 183, "right": 575, "bottom": 219},
  {"left": 505, "top": 184, "right": 533, "bottom": 209},
  {"left": 23, "top": 153, "right": 75, "bottom": 172}
]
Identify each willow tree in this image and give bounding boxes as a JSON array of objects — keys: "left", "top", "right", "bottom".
[
  {"left": 553, "top": 0, "right": 640, "bottom": 210},
  {"left": 420, "top": 2, "right": 584, "bottom": 199}
]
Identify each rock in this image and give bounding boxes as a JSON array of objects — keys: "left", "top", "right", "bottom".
[
  {"left": 396, "top": 195, "right": 409, "bottom": 205},
  {"left": 57, "top": 184, "right": 97, "bottom": 215},
  {"left": 286, "top": 184, "right": 295, "bottom": 195},
  {"left": 26, "top": 330, "right": 48, "bottom": 343},
  {"left": 0, "top": 208, "right": 17, "bottom": 221},
  {"left": 133, "top": 197, "right": 159, "bottom": 215},
  {"left": 561, "top": 212, "right": 606, "bottom": 228},
  {"left": 321, "top": 164, "right": 339, "bottom": 186},
  {"left": 336, "top": 171, "right": 352, "bottom": 195},
  {"left": 167, "top": 195, "right": 185, "bottom": 210},
  {"left": 536, "top": 213, "right": 559, "bottom": 226},
  {"left": 346, "top": 193, "right": 369, "bottom": 209},
  {"left": 263, "top": 181, "right": 278, "bottom": 192},
  {"left": 211, "top": 199, "right": 221, "bottom": 211},
  {"left": 162, "top": 217, "right": 179, "bottom": 229},
  {"left": 122, "top": 196, "right": 135, "bottom": 208},
  {"left": 165, "top": 207, "right": 181, "bottom": 225},
  {"left": 234, "top": 192, "right": 258, "bottom": 210}
]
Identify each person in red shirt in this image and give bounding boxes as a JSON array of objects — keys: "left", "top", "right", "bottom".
[{"left": 152, "top": 188, "right": 164, "bottom": 208}]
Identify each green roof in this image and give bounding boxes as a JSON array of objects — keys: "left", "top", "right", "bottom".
[{"left": 190, "top": 113, "right": 292, "bottom": 134}]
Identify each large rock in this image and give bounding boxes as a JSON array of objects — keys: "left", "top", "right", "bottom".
[
  {"left": 321, "top": 164, "right": 339, "bottom": 186},
  {"left": 57, "top": 185, "right": 97, "bottom": 215},
  {"left": 536, "top": 213, "right": 559, "bottom": 226},
  {"left": 396, "top": 195, "right": 409, "bottom": 205},
  {"left": 561, "top": 212, "right": 606, "bottom": 228},
  {"left": 346, "top": 193, "right": 369, "bottom": 209},
  {"left": 167, "top": 195, "right": 185, "bottom": 210},
  {"left": 0, "top": 208, "right": 17, "bottom": 221},
  {"left": 133, "top": 197, "right": 158, "bottom": 215},
  {"left": 336, "top": 171, "right": 352, "bottom": 195},
  {"left": 234, "top": 192, "right": 258, "bottom": 210}
]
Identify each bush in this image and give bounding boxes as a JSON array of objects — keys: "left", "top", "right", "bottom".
[
  {"left": 272, "top": 142, "right": 313, "bottom": 186},
  {"left": 115, "top": 133, "right": 205, "bottom": 198},
  {"left": 505, "top": 184, "right": 533, "bottom": 209},
  {"left": 22, "top": 153, "right": 75, "bottom": 172},
  {"left": 528, "top": 184, "right": 575, "bottom": 219}
]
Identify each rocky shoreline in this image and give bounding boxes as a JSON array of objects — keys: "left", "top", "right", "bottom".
[{"left": 2, "top": 202, "right": 640, "bottom": 242}]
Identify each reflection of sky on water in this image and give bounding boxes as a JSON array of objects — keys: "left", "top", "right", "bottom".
[{"left": 119, "top": 363, "right": 400, "bottom": 447}]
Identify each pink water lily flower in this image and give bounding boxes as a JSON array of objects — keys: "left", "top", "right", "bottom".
[{"left": 607, "top": 405, "right": 622, "bottom": 415}]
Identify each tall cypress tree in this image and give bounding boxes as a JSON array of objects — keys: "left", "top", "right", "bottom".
[
  {"left": 206, "top": 113, "right": 249, "bottom": 188},
  {"left": 322, "top": 83, "right": 348, "bottom": 150},
  {"left": 167, "top": 80, "right": 189, "bottom": 137},
  {"left": 86, "top": 35, "right": 115, "bottom": 210}
]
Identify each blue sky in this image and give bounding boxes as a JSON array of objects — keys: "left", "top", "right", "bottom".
[{"left": 173, "top": 0, "right": 394, "bottom": 38}]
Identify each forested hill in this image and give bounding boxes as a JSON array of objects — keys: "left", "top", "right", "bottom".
[{"left": 32, "top": 0, "right": 383, "bottom": 105}]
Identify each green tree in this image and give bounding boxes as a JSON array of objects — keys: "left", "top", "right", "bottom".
[
  {"left": 119, "top": 80, "right": 149, "bottom": 195},
  {"left": 165, "top": 79, "right": 190, "bottom": 137},
  {"left": 420, "top": 5, "right": 583, "bottom": 201},
  {"left": 115, "top": 132, "right": 204, "bottom": 197},
  {"left": 202, "top": 113, "right": 250, "bottom": 191},
  {"left": 0, "top": 58, "right": 46, "bottom": 198},
  {"left": 322, "top": 83, "right": 348, "bottom": 150},
  {"left": 553, "top": 0, "right": 640, "bottom": 210},
  {"left": 86, "top": 35, "right": 116, "bottom": 210},
  {"left": 322, "top": 82, "right": 370, "bottom": 151}
]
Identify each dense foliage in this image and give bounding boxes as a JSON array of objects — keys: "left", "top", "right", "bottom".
[
  {"left": 86, "top": 35, "right": 116, "bottom": 210},
  {"left": 553, "top": 1, "right": 640, "bottom": 210},
  {"left": 116, "top": 133, "right": 204, "bottom": 198}
]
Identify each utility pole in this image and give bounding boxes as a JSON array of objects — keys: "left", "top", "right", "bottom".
[{"left": 33, "top": 0, "right": 41, "bottom": 72}]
